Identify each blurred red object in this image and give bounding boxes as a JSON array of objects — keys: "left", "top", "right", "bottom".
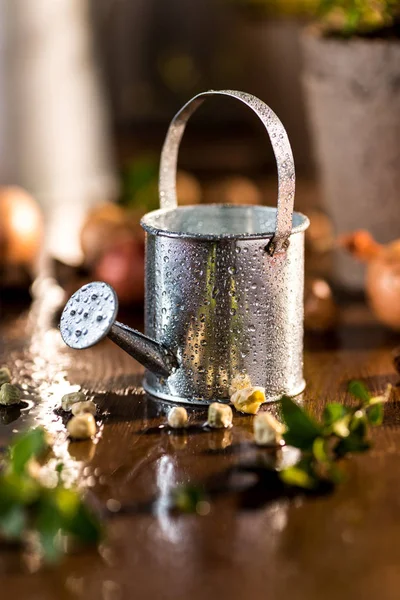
[
  {"left": 94, "top": 237, "right": 144, "bottom": 305},
  {"left": 81, "top": 203, "right": 145, "bottom": 305}
]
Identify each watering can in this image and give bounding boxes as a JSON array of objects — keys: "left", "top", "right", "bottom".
[{"left": 60, "top": 90, "right": 309, "bottom": 405}]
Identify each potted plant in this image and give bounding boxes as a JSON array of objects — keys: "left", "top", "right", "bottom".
[{"left": 302, "top": 1, "right": 400, "bottom": 289}]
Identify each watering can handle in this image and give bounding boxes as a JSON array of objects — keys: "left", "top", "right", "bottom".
[{"left": 158, "top": 89, "right": 295, "bottom": 254}]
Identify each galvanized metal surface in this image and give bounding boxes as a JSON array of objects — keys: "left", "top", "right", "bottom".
[
  {"left": 60, "top": 281, "right": 178, "bottom": 378},
  {"left": 142, "top": 207, "right": 308, "bottom": 404},
  {"left": 108, "top": 322, "right": 178, "bottom": 379},
  {"left": 60, "top": 281, "right": 118, "bottom": 349},
  {"left": 142, "top": 90, "right": 309, "bottom": 404}
]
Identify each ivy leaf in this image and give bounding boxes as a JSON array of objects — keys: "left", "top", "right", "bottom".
[
  {"left": 323, "top": 403, "right": 352, "bottom": 437},
  {"left": 323, "top": 403, "right": 349, "bottom": 426},
  {"left": 0, "top": 429, "right": 103, "bottom": 563},
  {"left": 62, "top": 499, "right": 103, "bottom": 545},
  {"left": 10, "top": 428, "right": 47, "bottom": 475},
  {"left": 348, "top": 381, "right": 370, "bottom": 405},
  {"left": 312, "top": 437, "right": 329, "bottom": 463},
  {"left": 366, "top": 402, "right": 384, "bottom": 426},
  {"left": 281, "top": 396, "right": 322, "bottom": 450}
]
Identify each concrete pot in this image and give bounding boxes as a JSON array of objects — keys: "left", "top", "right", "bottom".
[
  {"left": 231, "top": 17, "right": 313, "bottom": 174},
  {"left": 302, "top": 30, "right": 400, "bottom": 290}
]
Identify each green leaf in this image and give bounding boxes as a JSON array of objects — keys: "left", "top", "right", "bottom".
[
  {"left": 349, "top": 410, "right": 367, "bottom": 437},
  {"left": 348, "top": 381, "right": 370, "bottom": 404},
  {"left": 0, "top": 504, "right": 26, "bottom": 539},
  {"left": 323, "top": 403, "right": 352, "bottom": 437},
  {"left": 53, "top": 487, "right": 80, "bottom": 520},
  {"left": 35, "top": 496, "right": 63, "bottom": 563},
  {"left": 0, "top": 472, "right": 39, "bottom": 509},
  {"left": 366, "top": 402, "right": 384, "bottom": 426},
  {"left": 281, "top": 396, "right": 322, "bottom": 450},
  {"left": 10, "top": 428, "right": 47, "bottom": 475},
  {"left": 0, "top": 430, "right": 102, "bottom": 563},
  {"left": 313, "top": 437, "right": 329, "bottom": 463},
  {"left": 332, "top": 415, "right": 352, "bottom": 438},
  {"left": 62, "top": 498, "right": 102, "bottom": 545},
  {"left": 323, "top": 403, "right": 349, "bottom": 426},
  {"left": 279, "top": 466, "right": 316, "bottom": 490},
  {"left": 334, "top": 434, "right": 370, "bottom": 458}
]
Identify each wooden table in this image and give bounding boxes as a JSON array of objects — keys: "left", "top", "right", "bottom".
[{"left": 1, "top": 289, "right": 400, "bottom": 600}]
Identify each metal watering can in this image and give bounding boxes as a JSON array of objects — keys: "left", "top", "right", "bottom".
[{"left": 60, "top": 90, "right": 309, "bottom": 405}]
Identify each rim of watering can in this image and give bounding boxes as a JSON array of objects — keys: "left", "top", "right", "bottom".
[{"left": 141, "top": 204, "right": 309, "bottom": 241}]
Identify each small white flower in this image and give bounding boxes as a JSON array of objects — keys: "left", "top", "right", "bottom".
[
  {"left": 254, "top": 412, "right": 286, "bottom": 446},
  {"left": 208, "top": 403, "right": 233, "bottom": 429}
]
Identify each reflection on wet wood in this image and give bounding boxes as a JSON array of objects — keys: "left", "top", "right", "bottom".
[{"left": 1, "top": 296, "right": 400, "bottom": 600}]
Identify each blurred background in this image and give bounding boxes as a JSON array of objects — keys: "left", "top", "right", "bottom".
[{"left": 1, "top": 0, "right": 400, "bottom": 328}]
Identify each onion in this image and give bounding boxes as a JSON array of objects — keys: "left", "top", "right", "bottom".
[
  {"left": 81, "top": 203, "right": 146, "bottom": 304},
  {"left": 340, "top": 230, "right": 400, "bottom": 330},
  {"left": 0, "top": 186, "right": 43, "bottom": 267},
  {"left": 94, "top": 238, "right": 144, "bottom": 305},
  {"left": 306, "top": 210, "right": 334, "bottom": 254},
  {"left": 80, "top": 203, "right": 127, "bottom": 266},
  {"left": 304, "top": 279, "right": 338, "bottom": 332}
]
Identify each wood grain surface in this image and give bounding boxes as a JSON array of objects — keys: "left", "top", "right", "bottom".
[{"left": 0, "top": 287, "right": 400, "bottom": 600}]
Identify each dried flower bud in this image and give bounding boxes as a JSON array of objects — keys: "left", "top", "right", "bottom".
[
  {"left": 230, "top": 387, "right": 266, "bottom": 414},
  {"left": 0, "top": 366, "right": 11, "bottom": 386},
  {"left": 167, "top": 406, "right": 188, "bottom": 429},
  {"left": 207, "top": 403, "right": 233, "bottom": 429},
  {"left": 229, "top": 373, "right": 252, "bottom": 397},
  {"left": 61, "top": 391, "right": 85, "bottom": 412},
  {"left": 67, "top": 413, "right": 96, "bottom": 440},
  {"left": 253, "top": 412, "right": 286, "bottom": 446},
  {"left": 0, "top": 383, "right": 21, "bottom": 406},
  {"left": 71, "top": 400, "right": 97, "bottom": 416}
]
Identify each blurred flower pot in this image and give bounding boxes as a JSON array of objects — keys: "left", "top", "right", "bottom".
[
  {"left": 231, "top": 15, "right": 313, "bottom": 174},
  {"left": 302, "top": 29, "right": 400, "bottom": 290}
]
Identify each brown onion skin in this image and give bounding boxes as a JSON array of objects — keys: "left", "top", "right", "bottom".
[
  {"left": 94, "top": 238, "right": 144, "bottom": 305},
  {"left": 0, "top": 186, "right": 43, "bottom": 267},
  {"left": 366, "top": 241, "right": 400, "bottom": 331},
  {"left": 304, "top": 279, "right": 338, "bottom": 333}
]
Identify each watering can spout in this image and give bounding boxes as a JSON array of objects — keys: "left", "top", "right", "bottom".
[
  {"left": 59, "top": 282, "right": 178, "bottom": 379},
  {"left": 107, "top": 321, "right": 178, "bottom": 378}
]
